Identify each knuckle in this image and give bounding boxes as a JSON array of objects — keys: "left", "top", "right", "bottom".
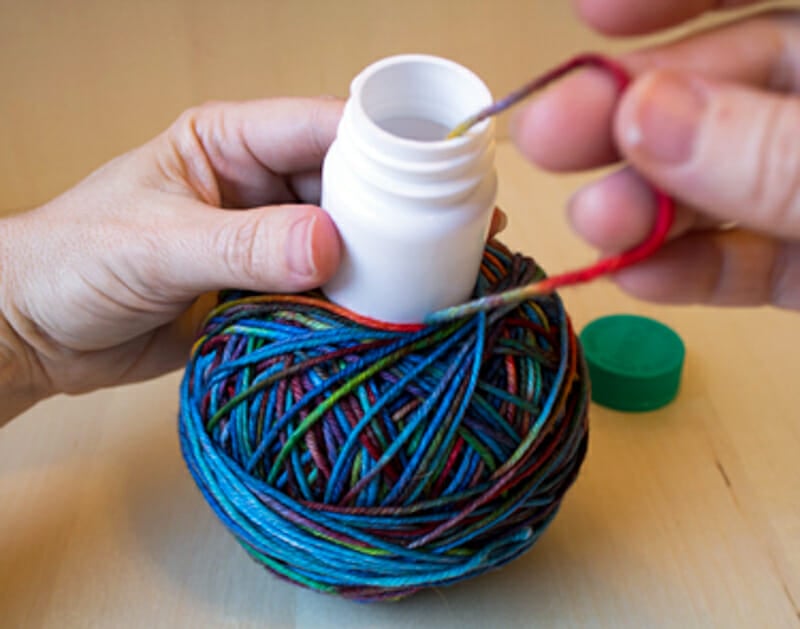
[
  {"left": 306, "top": 97, "right": 341, "bottom": 160},
  {"left": 163, "top": 104, "right": 222, "bottom": 206},
  {"left": 214, "top": 215, "right": 270, "bottom": 288},
  {"left": 747, "top": 99, "right": 800, "bottom": 233},
  {"left": 174, "top": 101, "right": 226, "bottom": 132},
  {"left": 170, "top": 104, "right": 208, "bottom": 147},
  {"left": 186, "top": 101, "right": 227, "bottom": 152},
  {"left": 305, "top": 100, "right": 328, "bottom": 162}
]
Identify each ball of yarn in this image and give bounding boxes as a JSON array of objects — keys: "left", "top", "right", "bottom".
[{"left": 179, "top": 241, "right": 589, "bottom": 601}]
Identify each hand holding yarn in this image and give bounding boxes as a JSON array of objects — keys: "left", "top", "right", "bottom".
[
  {"left": 515, "top": 1, "right": 800, "bottom": 310},
  {"left": 0, "top": 98, "right": 345, "bottom": 423}
]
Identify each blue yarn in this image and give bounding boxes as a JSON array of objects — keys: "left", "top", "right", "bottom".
[{"left": 178, "top": 242, "right": 589, "bottom": 601}]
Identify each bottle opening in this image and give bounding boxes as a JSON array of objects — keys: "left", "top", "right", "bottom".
[
  {"left": 377, "top": 116, "right": 451, "bottom": 142},
  {"left": 355, "top": 54, "right": 492, "bottom": 145}
]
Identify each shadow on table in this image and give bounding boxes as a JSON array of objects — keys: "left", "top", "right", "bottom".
[{"left": 120, "top": 403, "right": 654, "bottom": 629}]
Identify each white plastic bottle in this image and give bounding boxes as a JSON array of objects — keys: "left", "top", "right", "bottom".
[{"left": 321, "top": 54, "right": 497, "bottom": 324}]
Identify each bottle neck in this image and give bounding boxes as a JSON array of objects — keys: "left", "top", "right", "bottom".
[{"left": 338, "top": 54, "right": 495, "bottom": 207}]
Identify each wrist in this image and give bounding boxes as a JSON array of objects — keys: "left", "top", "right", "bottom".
[
  {"left": 0, "top": 218, "right": 50, "bottom": 426},
  {"left": 0, "top": 312, "right": 47, "bottom": 425}
]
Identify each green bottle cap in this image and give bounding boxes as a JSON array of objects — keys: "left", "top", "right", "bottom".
[{"left": 579, "top": 314, "right": 685, "bottom": 412}]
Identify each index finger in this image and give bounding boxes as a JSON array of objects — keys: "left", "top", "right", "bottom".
[
  {"left": 163, "top": 97, "right": 344, "bottom": 208},
  {"left": 573, "top": 0, "right": 767, "bottom": 35},
  {"left": 513, "top": 10, "right": 799, "bottom": 171}
]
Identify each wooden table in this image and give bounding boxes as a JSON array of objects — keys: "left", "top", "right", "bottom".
[
  {"left": 2, "top": 2, "right": 799, "bottom": 627},
  {"left": 2, "top": 141, "right": 799, "bottom": 627}
]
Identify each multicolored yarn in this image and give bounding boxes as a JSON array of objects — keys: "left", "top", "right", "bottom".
[
  {"left": 434, "top": 53, "right": 676, "bottom": 322},
  {"left": 447, "top": 54, "right": 631, "bottom": 139},
  {"left": 179, "top": 241, "right": 589, "bottom": 601}
]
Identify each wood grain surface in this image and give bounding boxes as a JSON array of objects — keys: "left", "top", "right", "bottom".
[{"left": 1, "top": 2, "right": 798, "bottom": 627}]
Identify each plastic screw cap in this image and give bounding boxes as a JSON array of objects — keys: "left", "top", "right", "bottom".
[{"left": 579, "top": 314, "right": 685, "bottom": 412}]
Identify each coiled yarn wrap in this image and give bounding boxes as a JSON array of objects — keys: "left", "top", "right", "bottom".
[{"left": 179, "top": 241, "right": 589, "bottom": 601}]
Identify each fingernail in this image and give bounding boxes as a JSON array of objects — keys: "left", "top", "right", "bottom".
[
  {"left": 287, "top": 216, "right": 316, "bottom": 277},
  {"left": 494, "top": 208, "right": 508, "bottom": 233},
  {"left": 623, "top": 73, "right": 706, "bottom": 165}
]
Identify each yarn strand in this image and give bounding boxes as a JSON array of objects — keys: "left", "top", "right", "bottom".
[{"left": 428, "top": 53, "right": 676, "bottom": 323}]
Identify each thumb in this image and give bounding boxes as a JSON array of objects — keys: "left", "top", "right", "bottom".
[
  {"left": 615, "top": 70, "right": 800, "bottom": 238},
  {"left": 155, "top": 203, "right": 341, "bottom": 297}
]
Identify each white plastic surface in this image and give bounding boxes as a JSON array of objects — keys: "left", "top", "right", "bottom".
[{"left": 321, "top": 54, "right": 497, "bottom": 323}]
